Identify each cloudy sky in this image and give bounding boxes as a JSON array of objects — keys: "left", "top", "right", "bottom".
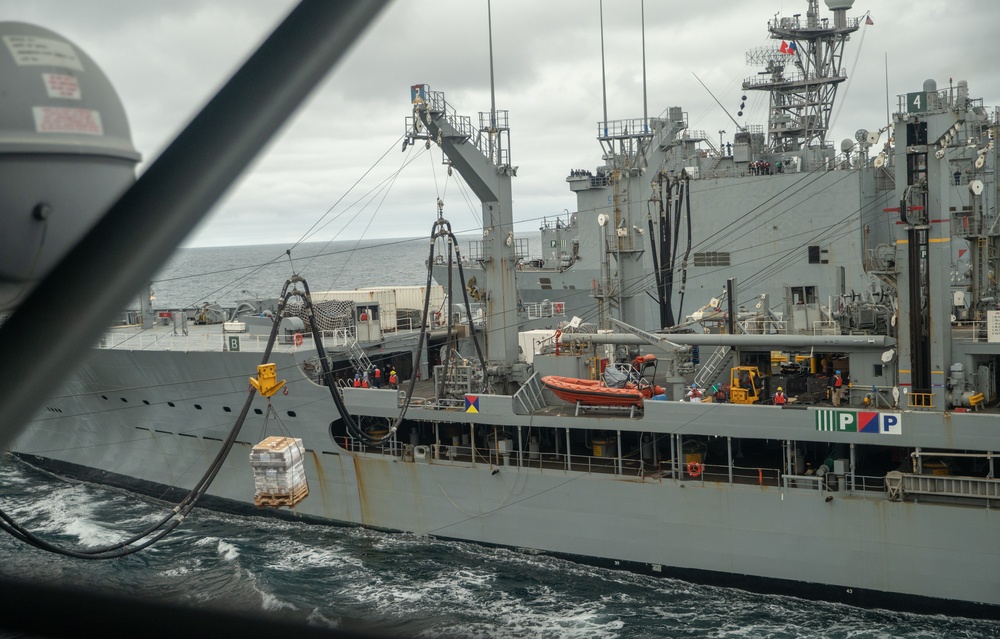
[{"left": 3, "top": 0, "right": 998, "bottom": 248}]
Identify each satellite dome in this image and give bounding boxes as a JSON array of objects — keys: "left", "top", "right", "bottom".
[
  {"left": 841, "top": 138, "right": 855, "bottom": 153},
  {"left": 0, "top": 22, "right": 140, "bottom": 309},
  {"left": 824, "top": 0, "right": 855, "bottom": 10},
  {"left": 923, "top": 78, "right": 937, "bottom": 92}
]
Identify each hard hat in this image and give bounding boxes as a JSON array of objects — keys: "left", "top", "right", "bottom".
[
  {"left": 835, "top": 370, "right": 841, "bottom": 374},
  {"left": 777, "top": 387, "right": 783, "bottom": 391},
  {"left": 691, "top": 383, "right": 697, "bottom": 388}
]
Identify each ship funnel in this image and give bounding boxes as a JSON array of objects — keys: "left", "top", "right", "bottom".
[{"left": 0, "top": 22, "right": 140, "bottom": 312}]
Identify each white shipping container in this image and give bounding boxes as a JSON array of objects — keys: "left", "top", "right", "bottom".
[{"left": 312, "top": 285, "right": 447, "bottom": 330}]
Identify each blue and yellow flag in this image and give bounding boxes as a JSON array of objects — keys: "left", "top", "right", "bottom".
[{"left": 465, "top": 395, "right": 479, "bottom": 413}]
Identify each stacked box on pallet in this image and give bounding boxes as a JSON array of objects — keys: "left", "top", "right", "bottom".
[{"left": 249, "top": 436, "right": 308, "bottom": 507}]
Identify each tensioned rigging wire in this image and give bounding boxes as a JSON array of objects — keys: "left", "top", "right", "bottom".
[
  {"left": 289, "top": 133, "right": 407, "bottom": 252},
  {"left": 611, "top": 171, "right": 846, "bottom": 314},
  {"left": 686, "top": 26, "right": 771, "bottom": 134},
  {"left": 611, "top": 170, "right": 858, "bottom": 313},
  {"left": 159, "top": 145, "right": 417, "bottom": 310},
  {"left": 673, "top": 170, "right": 858, "bottom": 269},
  {"left": 694, "top": 171, "right": 847, "bottom": 253},
  {"left": 828, "top": 17, "right": 872, "bottom": 138},
  {"left": 144, "top": 135, "right": 423, "bottom": 318},
  {"left": 644, "top": 194, "right": 889, "bottom": 317},
  {"left": 739, "top": 199, "right": 888, "bottom": 297},
  {"left": 296, "top": 121, "right": 470, "bottom": 294},
  {"left": 292, "top": 142, "right": 430, "bottom": 278},
  {"left": 627, "top": 206, "right": 875, "bottom": 316},
  {"left": 599, "top": 169, "right": 893, "bottom": 327},
  {"left": 718, "top": 172, "right": 893, "bottom": 293},
  {"left": 308, "top": 138, "right": 424, "bottom": 286}
]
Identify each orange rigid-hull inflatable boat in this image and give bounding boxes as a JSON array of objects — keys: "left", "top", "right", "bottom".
[{"left": 541, "top": 375, "right": 648, "bottom": 408}]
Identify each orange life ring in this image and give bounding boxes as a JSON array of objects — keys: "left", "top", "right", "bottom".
[
  {"left": 293, "top": 332, "right": 303, "bottom": 346},
  {"left": 686, "top": 461, "right": 702, "bottom": 477}
]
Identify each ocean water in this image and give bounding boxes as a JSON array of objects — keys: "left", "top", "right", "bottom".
[
  {"left": 1, "top": 456, "right": 998, "bottom": 639},
  {"left": 148, "top": 237, "right": 446, "bottom": 311},
  {"left": 2, "top": 239, "right": 999, "bottom": 637}
]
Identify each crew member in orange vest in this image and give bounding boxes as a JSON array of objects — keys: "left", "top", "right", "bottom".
[
  {"left": 832, "top": 371, "right": 844, "bottom": 406},
  {"left": 389, "top": 369, "right": 398, "bottom": 389},
  {"left": 773, "top": 386, "right": 787, "bottom": 405},
  {"left": 373, "top": 366, "right": 381, "bottom": 388}
]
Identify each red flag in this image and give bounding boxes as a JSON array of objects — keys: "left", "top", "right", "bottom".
[
  {"left": 779, "top": 40, "right": 788, "bottom": 53},
  {"left": 865, "top": 15, "right": 874, "bottom": 25}
]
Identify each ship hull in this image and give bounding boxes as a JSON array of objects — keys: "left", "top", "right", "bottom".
[
  {"left": 14, "top": 424, "right": 1000, "bottom": 621},
  {"left": 13, "top": 347, "right": 1000, "bottom": 619}
]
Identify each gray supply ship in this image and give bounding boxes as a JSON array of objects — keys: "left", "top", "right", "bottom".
[{"left": 5, "top": 0, "right": 1000, "bottom": 620}]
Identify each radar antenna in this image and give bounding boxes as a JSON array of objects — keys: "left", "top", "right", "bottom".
[{"left": 743, "top": 0, "right": 860, "bottom": 152}]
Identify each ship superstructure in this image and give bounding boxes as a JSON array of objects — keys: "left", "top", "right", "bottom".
[{"left": 437, "top": 0, "right": 887, "bottom": 339}]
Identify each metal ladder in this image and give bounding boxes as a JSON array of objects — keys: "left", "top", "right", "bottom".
[
  {"left": 976, "top": 236, "right": 988, "bottom": 295},
  {"left": 512, "top": 372, "right": 548, "bottom": 415},
  {"left": 346, "top": 337, "right": 373, "bottom": 375},
  {"left": 693, "top": 345, "right": 733, "bottom": 388},
  {"left": 692, "top": 319, "right": 753, "bottom": 388}
]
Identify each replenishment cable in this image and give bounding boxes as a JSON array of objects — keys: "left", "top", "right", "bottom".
[{"left": 0, "top": 279, "right": 298, "bottom": 558}]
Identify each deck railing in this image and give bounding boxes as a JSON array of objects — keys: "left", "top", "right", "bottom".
[
  {"left": 96, "top": 324, "right": 424, "bottom": 353},
  {"left": 336, "top": 437, "right": 994, "bottom": 506}
]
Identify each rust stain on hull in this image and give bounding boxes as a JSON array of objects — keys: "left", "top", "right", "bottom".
[
  {"left": 307, "top": 450, "right": 331, "bottom": 519},
  {"left": 353, "top": 453, "right": 369, "bottom": 527}
]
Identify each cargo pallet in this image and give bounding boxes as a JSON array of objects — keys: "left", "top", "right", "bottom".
[{"left": 254, "top": 482, "right": 309, "bottom": 508}]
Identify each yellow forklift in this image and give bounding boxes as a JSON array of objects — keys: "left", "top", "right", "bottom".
[{"left": 729, "top": 366, "right": 764, "bottom": 404}]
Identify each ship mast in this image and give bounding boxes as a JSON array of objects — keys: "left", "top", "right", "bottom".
[
  {"left": 594, "top": 2, "right": 654, "bottom": 331},
  {"left": 406, "top": 87, "right": 523, "bottom": 392},
  {"left": 743, "top": 0, "right": 860, "bottom": 152}
]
